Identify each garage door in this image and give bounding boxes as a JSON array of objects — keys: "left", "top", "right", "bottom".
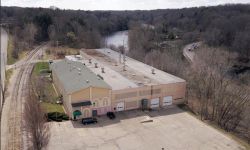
[
  {"left": 151, "top": 98, "right": 159, "bottom": 108},
  {"left": 116, "top": 102, "right": 125, "bottom": 111},
  {"left": 163, "top": 96, "right": 173, "bottom": 106}
]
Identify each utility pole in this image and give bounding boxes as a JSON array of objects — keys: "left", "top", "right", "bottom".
[{"left": 122, "top": 39, "right": 126, "bottom": 71}]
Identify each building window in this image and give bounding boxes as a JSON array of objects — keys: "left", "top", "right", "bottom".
[{"left": 103, "top": 97, "right": 108, "bottom": 106}]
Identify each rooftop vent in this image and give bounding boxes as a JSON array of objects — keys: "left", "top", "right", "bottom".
[
  {"left": 89, "top": 59, "right": 92, "bottom": 64},
  {"left": 95, "top": 63, "right": 98, "bottom": 68},
  {"left": 152, "top": 68, "right": 155, "bottom": 74},
  {"left": 86, "top": 80, "right": 89, "bottom": 83},
  {"left": 101, "top": 67, "right": 105, "bottom": 73},
  {"left": 123, "top": 65, "right": 126, "bottom": 71}
]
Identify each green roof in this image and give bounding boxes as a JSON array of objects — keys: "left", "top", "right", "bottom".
[{"left": 50, "top": 60, "right": 111, "bottom": 94}]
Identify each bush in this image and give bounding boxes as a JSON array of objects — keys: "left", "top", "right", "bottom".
[{"left": 47, "top": 112, "right": 69, "bottom": 122}]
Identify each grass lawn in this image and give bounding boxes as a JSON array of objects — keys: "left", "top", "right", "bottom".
[
  {"left": 32, "top": 62, "right": 64, "bottom": 114},
  {"left": 33, "top": 62, "right": 49, "bottom": 75},
  {"left": 41, "top": 102, "right": 64, "bottom": 113}
]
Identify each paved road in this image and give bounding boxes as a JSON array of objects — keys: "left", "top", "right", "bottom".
[
  {"left": 0, "top": 28, "right": 8, "bottom": 107},
  {"left": 183, "top": 42, "right": 201, "bottom": 63},
  {"left": 1, "top": 44, "right": 47, "bottom": 150}
]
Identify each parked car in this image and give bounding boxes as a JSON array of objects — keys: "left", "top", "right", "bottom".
[
  {"left": 107, "top": 112, "right": 116, "bottom": 119},
  {"left": 82, "top": 117, "right": 97, "bottom": 125}
]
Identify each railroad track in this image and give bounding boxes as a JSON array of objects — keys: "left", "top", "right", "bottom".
[{"left": 6, "top": 44, "right": 46, "bottom": 150}]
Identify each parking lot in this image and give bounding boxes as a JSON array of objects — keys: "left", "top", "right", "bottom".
[{"left": 48, "top": 106, "right": 245, "bottom": 150}]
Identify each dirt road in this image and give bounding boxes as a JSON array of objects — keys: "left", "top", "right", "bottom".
[{"left": 1, "top": 44, "right": 47, "bottom": 150}]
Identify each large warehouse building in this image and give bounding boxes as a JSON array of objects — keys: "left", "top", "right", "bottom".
[{"left": 50, "top": 49, "right": 186, "bottom": 119}]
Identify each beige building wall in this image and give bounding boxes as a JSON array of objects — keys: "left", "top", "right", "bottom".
[
  {"left": 71, "top": 88, "right": 90, "bottom": 103},
  {"left": 111, "top": 82, "right": 186, "bottom": 111},
  {"left": 70, "top": 87, "right": 111, "bottom": 118},
  {"left": 91, "top": 87, "right": 111, "bottom": 108}
]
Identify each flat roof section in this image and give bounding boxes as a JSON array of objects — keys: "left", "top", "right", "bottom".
[
  {"left": 80, "top": 49, "right": 185, "bottom": 89},
  {"left": 80, "top": 51, "right": 138, "bottom": 90},
  {"left": 81, "top": 50, "right": 161, "bottom": 87},
  {"left": 96, "top": 48, "right": 185, "bottom": 84},
  {"left": 50, "top": 60, "right": 111, "bottom": 94}
]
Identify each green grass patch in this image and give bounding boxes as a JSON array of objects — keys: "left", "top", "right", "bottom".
[
  {"left": 33, "top": 62, "right": 49, "bottom": 75},
  {"left": 5, "top": 69, "right": 13, "bottom": 86},
  {"left": 41, "top": 102, "right": 64, "bottom": 113}
]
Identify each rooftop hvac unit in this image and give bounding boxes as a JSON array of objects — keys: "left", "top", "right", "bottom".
[
  {"left": 152, "top": 68, "right": 155, "bottom": 74},
  {"left": 95, "top": 63, "right": 98, "bottom": 68}
]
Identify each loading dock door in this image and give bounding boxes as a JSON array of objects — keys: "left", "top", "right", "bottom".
[
  {"left": 151, "top": 98, "right": 160, "bottom": 108},
  {"left": 163, "top": 96, "right": 173, "bottom": 106},
  {"left": 116, "top": 102, "right": 125, "bottom": 111}
]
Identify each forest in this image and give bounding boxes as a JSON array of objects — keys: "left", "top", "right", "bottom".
[{"left": 1, "top": 4, "right": 250, "bottom": 58}]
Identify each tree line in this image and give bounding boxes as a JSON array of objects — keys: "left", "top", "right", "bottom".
[
  {"left": 1, "top": 4, "right": 250, "bottom": 58},
  {"left": 128, "top": 23, "right": 250, "bottom": 142}
]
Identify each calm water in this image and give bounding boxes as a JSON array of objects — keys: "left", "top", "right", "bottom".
[{"left": 105, "top": 30, "right": 128, "bottom": 50}]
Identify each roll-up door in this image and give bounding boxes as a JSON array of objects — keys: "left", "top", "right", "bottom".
[
  {"left": 116, "top": 102, "right": 125, "bottom": 111},
  {"left": 163, "top": 96, "right": 173, "bottom": 106},
  {"left": 150, "top": 98, "right": 160, "bottom": 108}
]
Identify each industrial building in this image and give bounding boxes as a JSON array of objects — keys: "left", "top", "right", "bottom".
[{"left": 50, "top": 48, "right": 186, "bottom": 119}]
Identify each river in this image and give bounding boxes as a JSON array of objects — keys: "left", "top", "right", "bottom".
[{"left": 105, "top": 30, "right": 128, "bottom": 51}]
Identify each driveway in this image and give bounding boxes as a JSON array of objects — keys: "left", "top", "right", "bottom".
[{"left": 48, "top": 106, "right": 244, "bottom": 150}]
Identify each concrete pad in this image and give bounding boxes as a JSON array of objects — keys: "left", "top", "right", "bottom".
[{"left": 48, "top": 107, "right": 245, "bottom": 150}]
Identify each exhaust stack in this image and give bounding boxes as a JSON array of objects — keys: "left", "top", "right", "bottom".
[{"left": 95, "top": 63, "right": 98, "bottom": 68}]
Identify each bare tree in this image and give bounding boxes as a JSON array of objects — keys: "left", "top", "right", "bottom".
[
  {"left": 34, "top": 76, "right": 46, "bottom": 100},
  {"left": 24, "top": 83, "right": 50, "bottom": 150},
  {"left": 23, "top": 23, "right": 37, "bottom": 48},
  {"left": 187, "top": 46, "right": 250, "bottom": 134},
  {"left": 48, "top": 25, "right": 56, "bottom": 46},
  {"left": 0, "top": 82, "right": 7, "bottom": 109}
]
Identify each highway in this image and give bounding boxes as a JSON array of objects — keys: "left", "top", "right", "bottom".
[{"left": 182, "top": 42, "right": 201, "bottom": 63}]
